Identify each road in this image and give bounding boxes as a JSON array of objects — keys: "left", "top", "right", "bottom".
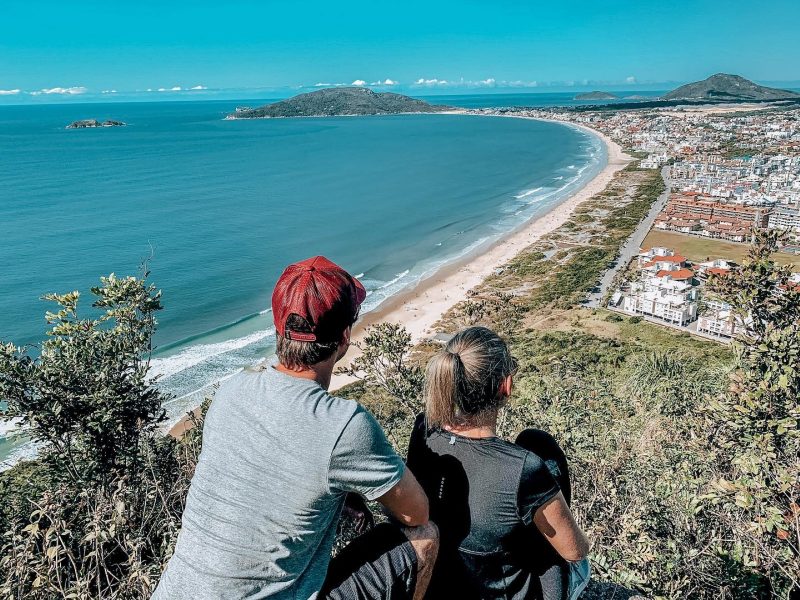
[{"left": 584, "top": 165, "right": 671, "bottom": 308}]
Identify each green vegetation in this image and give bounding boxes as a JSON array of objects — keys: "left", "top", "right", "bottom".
[
  {"left": 486, "top": 167, "right": 665, "bottom": 312},
  {"left": 720, "top": 141, "right": 754, "bottom": 159},
  {"left": 344, "top": 165, "right": 798, "bottom": 597},
  {"left": 346, "top": 232, "right": 798, "bottom": 598},
  {"left": 703, "top": 230, "right": 800, "bottom": 595},
  {"left": 0, "top": 274, "right": 205, "bottom": 599},
  {"left": 663, "top": 73, "right": 800, "bottom": 101},
  {"left": 231, "top": 87, "right": 452, "bottom": 119}
]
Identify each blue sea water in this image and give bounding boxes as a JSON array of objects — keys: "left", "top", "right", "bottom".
[{"left": 0, "top": 97, "right": 605, "bottom": 464}]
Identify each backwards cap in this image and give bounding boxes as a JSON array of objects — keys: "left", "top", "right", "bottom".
[{"left": 272, "top": 256, "right": 366, "bottom": 343}]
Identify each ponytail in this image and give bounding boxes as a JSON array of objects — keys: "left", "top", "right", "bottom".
[
  {"left": 424, "top": 327, "right": 516, "bottom": 429},
  {"left": 424, "top": 351, "right": 462, "bottom": 428}
]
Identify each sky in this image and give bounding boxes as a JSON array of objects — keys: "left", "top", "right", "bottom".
[{"left": 2, "top": 0, "right": 800, "bottom": 103}]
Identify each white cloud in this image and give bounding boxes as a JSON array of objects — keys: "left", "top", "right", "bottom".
[
  {"left": 506, "top": 80, "right": 538, "bottom": 88},
  {"left": 101, "top": 89, "right": 117, "bottom": 94},
  {"left": 626, "top": 75, "right": 637, "bottom": 84},
  {"left": 30, "top": 86, "right": 87, "bottom": 96},
  {"left": 351, "top": 79, "right": 366, "bottom": 86},
  {"left": 412, "top": 77, "right": 500, "bottom": 88},
  {"left": 370, "top": 78, "right": 398, "bottom": 86},
  {"left": 146, "top": 88, "right": 154, "bottom": 92},
  {"left": 190, "top": 85, "right": 207, "bottom": 90},
  {"left": 0, "top": 89, "right": 21, "bottom": 95},
  {"left": 314, "top": 82, "right": 332, "bottom": 87},
  {"left": 170, "top": 86, "right": 182, "bottom": 91},
  {"left": 157, "top": 88, "right": 167, "bottom": 92},
  {"left": 414, "top": 78, "right": 449, "bottom": 86}
]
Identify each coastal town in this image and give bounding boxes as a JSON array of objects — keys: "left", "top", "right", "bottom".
[{"left": 473, "top": 103, "right": 800, "bottom": 341}]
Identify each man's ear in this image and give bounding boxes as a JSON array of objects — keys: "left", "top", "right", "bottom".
[
  {"left": 499, "top": 374, "right": 513, "bottom": 399},
  {"left": 335, "top": 326, "right": 353, "bottom": 362}
]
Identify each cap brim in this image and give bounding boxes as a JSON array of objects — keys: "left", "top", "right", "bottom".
[{"left": 353, "top": 276, "right": 367, "bottom": 306}]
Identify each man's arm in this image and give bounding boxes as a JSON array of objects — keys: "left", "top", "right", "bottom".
[{"left": 376, "top": 467, "right": 430, "bottom": 527}]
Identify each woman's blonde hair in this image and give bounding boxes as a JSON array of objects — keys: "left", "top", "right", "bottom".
[{"left": 424, "top": 326, "right": 517, "bottom": 428}]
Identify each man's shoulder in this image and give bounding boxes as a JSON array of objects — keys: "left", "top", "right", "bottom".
[{"left": 211, "top": 366, "right": 361, "bottom": 432}]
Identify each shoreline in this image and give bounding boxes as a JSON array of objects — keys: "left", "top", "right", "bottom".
[
  {"left": 168, "top": 115, "right": 632, "bottom": 436},
  {"left": 328, "top": 116, "right": 632, "bottom": 390}
]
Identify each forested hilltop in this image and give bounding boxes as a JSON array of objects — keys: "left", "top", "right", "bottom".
[
  {"left": 228, "top": 87, "right": 453, "bottom": 119},
  {"left": 663, "top": 73, "right": 800, "bottom": 101}
]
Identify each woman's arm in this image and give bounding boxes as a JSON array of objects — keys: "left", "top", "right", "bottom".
[{"left": 532, "top": 492, "right": 590, "bottom": 562}]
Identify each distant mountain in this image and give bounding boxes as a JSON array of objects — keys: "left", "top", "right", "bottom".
[
  {"left": 574, "top": 91, "right": 619, "bottom": 100},
  {"left": 663, "top": 74, "right": 800, "bottom": 101},
  {"left": 229, "top": 87, "right": 453, "bottom": 119}
]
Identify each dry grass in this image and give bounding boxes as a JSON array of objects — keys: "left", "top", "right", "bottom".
[{"left": 642, "top": 230, "right": 798, "bottom": 267}]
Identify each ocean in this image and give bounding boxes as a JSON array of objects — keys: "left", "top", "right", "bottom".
[{"left": 0, "top": 95, "right": 606, "bottom": 466}]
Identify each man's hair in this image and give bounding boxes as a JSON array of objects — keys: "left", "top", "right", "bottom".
[{"left": 276, "top": 314, "right": 342, "bottom": 369}]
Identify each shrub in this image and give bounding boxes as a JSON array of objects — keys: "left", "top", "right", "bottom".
[
  {"left": 703, "top": 230, "right": 800, "bottom": 597},
  {"left": 0, "top": 274, "right": 203, "bottom": 599}
]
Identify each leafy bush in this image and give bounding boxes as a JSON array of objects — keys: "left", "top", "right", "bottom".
[
  {"left": 703, "top": 230, "right": 800, "bottom": 597},
  {"left": 0, "top": 274, "right": 203, "bottom": 599}
]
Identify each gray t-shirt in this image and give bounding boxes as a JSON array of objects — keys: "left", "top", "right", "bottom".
[{"left": 153, "top": 363, "right": 404, "bottom": 600}]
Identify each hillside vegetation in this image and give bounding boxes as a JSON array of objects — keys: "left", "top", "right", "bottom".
[
  {"left": 230, "top": 87, "right": 452, "bottom": 119},
  {"left": 663, "top": 74, "right": 800, "bottom": 102},
  {"left": 0, "top": 164, "right": 797, "bottom": 599},
  {"left": 342, "top": 167, "right": 800, "bottom": 599}
]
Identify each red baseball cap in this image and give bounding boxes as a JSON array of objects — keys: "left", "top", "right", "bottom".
[{"left": 272, "top": 256, "right": 367, "bottom": 343}]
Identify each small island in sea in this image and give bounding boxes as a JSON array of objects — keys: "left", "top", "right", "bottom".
[
  {"left": 574, "top": 91, "right": 619, "bottom": 100},
  {"left": 227, "top": 86, "right": 453, "bottom": 119},
  {"left": 66, "top": 119, "right": 126, "bottom": 129}
]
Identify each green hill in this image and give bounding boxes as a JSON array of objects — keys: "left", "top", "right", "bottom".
[
  {"left": 574, "top": 91, "right": 619, "bottom": 100},
  {"left": 229, "top": 87, "right": 453, "bottom": 119},
  {"left": 663, "top": 73, "right": 800, "bottom": 101}
]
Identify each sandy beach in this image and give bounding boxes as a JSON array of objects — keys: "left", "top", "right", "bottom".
[{"left": 329, "top": 116, "right": 633, "bottom": 390}]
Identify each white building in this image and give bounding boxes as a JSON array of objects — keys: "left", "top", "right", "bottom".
[
  {"left": 696, "top": 258, "right": 735, "bottom": 278},
  {"left": 620, "top": 272, "right": 698, "bottom": 326},
  {"left": 768, "top": 204, "right": 800, "bottom": 231},
  {"left": 697, "top": 300, "right": 739, "bottom": 338}
]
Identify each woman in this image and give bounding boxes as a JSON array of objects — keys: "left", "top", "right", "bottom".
[{"left": 406, "top": 327, "right": 590, "bottom": 600}]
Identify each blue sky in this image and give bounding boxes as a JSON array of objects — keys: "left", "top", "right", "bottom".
[{"left": 2, "top": 0, "right": 799, "bottom": 102}]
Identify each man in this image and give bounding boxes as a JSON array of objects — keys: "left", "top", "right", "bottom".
[{"left": 153, "top": 256, "right": 438, "bottom": 600}]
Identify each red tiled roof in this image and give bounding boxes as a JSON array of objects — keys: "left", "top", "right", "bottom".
[
  {"left": 656, "top": 268, "right": 694, "bottom": 280},
  {"left": 656, "top": 255, "right": 687, "bottom": 263}
]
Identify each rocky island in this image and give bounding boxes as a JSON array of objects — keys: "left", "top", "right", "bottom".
[
  {"left": 66, "top": 119, "right": 126, "bottom": 129},
  {"left": 227, "top": 87, "right": 453, "bottom": 119},
  {"left": 663, "top": 73, "right": 800, "bottom": 101},
  {"left": 574, "top": 91, "right": 619, "bottom": 100}
]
